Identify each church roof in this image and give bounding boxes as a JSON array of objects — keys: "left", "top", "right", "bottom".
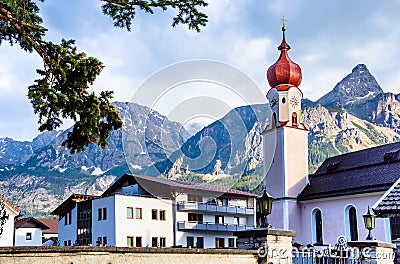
[
  {"left": 266, "top": 23, "right": 302, "bottom": 88},
  {"left": 299, "top": 142, "right": 400, "bottom": 201},
  {"left": 374, "top": 178, "right": 400, "bottom": 217}
]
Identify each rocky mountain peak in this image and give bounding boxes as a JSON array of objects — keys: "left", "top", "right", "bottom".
[
  {"left": 317, "top": 64, "right": 383, "bottom": 107},
  {"left": 351, "top": 63, "right": 368, "bottom": 74}
]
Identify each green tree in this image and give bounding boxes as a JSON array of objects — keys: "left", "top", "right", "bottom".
[{"left": 0, "top": 0, "right": 208, "bottom": 153}]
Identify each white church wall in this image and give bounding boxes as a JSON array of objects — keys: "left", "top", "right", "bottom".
[
  {"left": 283, "top": 127, "right": 309, "bottom": 197},
  {"left": 297, "top": 193, "right": 388, "bottom": 246}
]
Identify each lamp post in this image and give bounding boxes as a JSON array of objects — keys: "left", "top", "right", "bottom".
[
  {"left": 257, "top": 189, "right": 273, "bottom": 228},
  {"left": 362, "top": 206, "right": 376, "bottom": 240}
]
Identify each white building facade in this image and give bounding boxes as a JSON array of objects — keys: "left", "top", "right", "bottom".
[
  {"left": 53, "top": 174, "right": 257, "bottom": 248},
  {"left": 14, "top": 217, "right": 49, "bottom": 246},
  {"left": 175, "top": 192, "right": 256, "bottom": 248},
  {"left": 0, "top": 195, "right": 20, "bottom": 247}
]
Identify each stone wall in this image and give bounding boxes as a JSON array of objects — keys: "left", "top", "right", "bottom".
[
  {"left": 235, "top": 228, "right": 296, "bottom": 264},
  {"left": 0, "top": 247, "right": 259, "bottom": 264}
]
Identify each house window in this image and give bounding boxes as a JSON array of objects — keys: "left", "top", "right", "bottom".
[
  {"left": 218, "top": 198, "right": 228, "bottom": 206},
  {"left": 228, "top": 238, "right": 235, "bottom": 248},
  {"left": 196, "top": 237, "right": 204, "bottom": 248},
  {"left": 215, "top": 215, "right": 224, "bottom": 224},
  {"left": 159, "top": 210, "right": 166, "bottom": 221},
  {"left": 26, "top": 232, "right": 32, "bottom": 240},
  {"left": 391, "top": 215, "right": 400, "bottom": 241},
  {"left": 77, "top": 200, "right": 93, "bottom": 246},
  {"left": 234, "top": 216, "right": 240, "bottom": 225},
  {"left": 188, "top": 213, "right": 203, "bottom": 223},
  {"left": 187, "top": 236, "right": 194, "bottom": 248},
  {"left": 152, "top": 237, "right": 158, "bottom": 247},
  {"left": 215, "top": 238, "right": 225, "bottom": 248},
  {"left": 135, "top": 208, "right": 142, "bottom": 219},
  {"left": 160, "top": 237, "right": 166, "bottom": 248},
  {"left": 127, "top": 236, "right": 134, "bottom": 247},
  {"left": 127, "top": 207, "right": 134, "bottom": 219},
  {"left": 312, "top": 208, "right": 323, "bottom": 245},
  {"left": 135, "top": 236, "right": 142, "bottom": 247},
  {"left": 346, "top": 206, "right": 358, "bottom": 241},
  {"left": 188, "top": 194, "right": 202, "bottom": 202},
  {"left": 151, "top": 209, "right": 158, "bottom": 220},
  {"left": 65, "top": 211, "right": 72, "bottom": 225},
  {"left": 98, "top": 207, "right": 107, "bottom": 221},
  {"left": 96, "top": 236, "right": 107, "bottom": 246}
]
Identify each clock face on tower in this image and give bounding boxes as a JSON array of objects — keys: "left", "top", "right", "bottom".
[
  {"left": 290, "top": 95, "right": 299, "bottom": 108},
  {"left": 269, "top": 97, "right": 278, "bottom": 108}
]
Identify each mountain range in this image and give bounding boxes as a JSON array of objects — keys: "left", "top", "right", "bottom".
[{"left": 1, "top": 64, "right": 400, "bottom": 216}]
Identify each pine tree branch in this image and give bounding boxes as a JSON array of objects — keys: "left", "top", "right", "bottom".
[{"left": 0, "top": 5, "right": 49, "bottom": 65}]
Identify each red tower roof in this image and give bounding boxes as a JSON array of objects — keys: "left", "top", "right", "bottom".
[{"left": 267, "top": 24, "right": 302, "bottom": 88}]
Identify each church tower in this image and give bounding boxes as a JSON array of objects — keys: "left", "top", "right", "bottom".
[{"left": 262, "top": 20, "right": 309, "bottom": 231}]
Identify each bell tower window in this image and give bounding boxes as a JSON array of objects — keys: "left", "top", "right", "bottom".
[
  {"left": 272, "top": 113, "right": 277, "bottom": 128},
  {"left": 292, "top": 112, "right": 297, "bottom": 127}
]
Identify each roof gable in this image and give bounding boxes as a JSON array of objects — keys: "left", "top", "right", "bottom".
[
  {"left": 0, "top": 194, "right": 20, "bottom": 215},
  {"left": 51, "top": 194, "right": 100, "bottom": 217},
  {"left": 374, "top": 178, "right": 400, "bottom": 216},
  {"left": 15, "top": 217, "right": 49, "bottom": 230}
]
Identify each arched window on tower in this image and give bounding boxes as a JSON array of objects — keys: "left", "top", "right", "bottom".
[
  {"left": 272, "top": 113, "right": 277, "bottom": 129},
  {"left": 312, "top": 208, "right": 323, "bottom": 245},
  {"left": 292, "top": 112, "right": 298, "bottom": 127},
  {"left": 345, "top": 205, "right": 358, "bottom": 241}
]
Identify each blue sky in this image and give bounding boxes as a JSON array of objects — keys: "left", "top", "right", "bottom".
[{"left": 1, "top": 0, "right": 400, "bottom": 141}]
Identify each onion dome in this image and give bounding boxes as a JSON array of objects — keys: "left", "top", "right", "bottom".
[{"left": 267, "top": 22, "right": 302, "bottom": 88}]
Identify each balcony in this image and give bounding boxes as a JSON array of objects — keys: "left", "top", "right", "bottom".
[
  {"left": 177, "top": 221, "right": 254, "bottom": 232},
  {"left": 177, "top": 202, "right": 254, "bottom": 215}
]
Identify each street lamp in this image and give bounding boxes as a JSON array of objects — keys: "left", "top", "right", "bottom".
[
  {"left": 363, "top": 206, "right": 376, "bottom": 240},
  {"left": 257, "top": 189, "right": 273, "bottom": 228}
]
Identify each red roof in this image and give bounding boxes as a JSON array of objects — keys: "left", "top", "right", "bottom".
[
  {"left": 38, "top": 218, "right": 58, "bottom": 234},
  {"left": 267, "top": 27, "right": 302, "bottom": 88},
  {"left": 0, "top": 194, "right": 20, "bottom": 214},
  {"left": 15, "top": 217, "right": 49, "bottom": 230}
]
